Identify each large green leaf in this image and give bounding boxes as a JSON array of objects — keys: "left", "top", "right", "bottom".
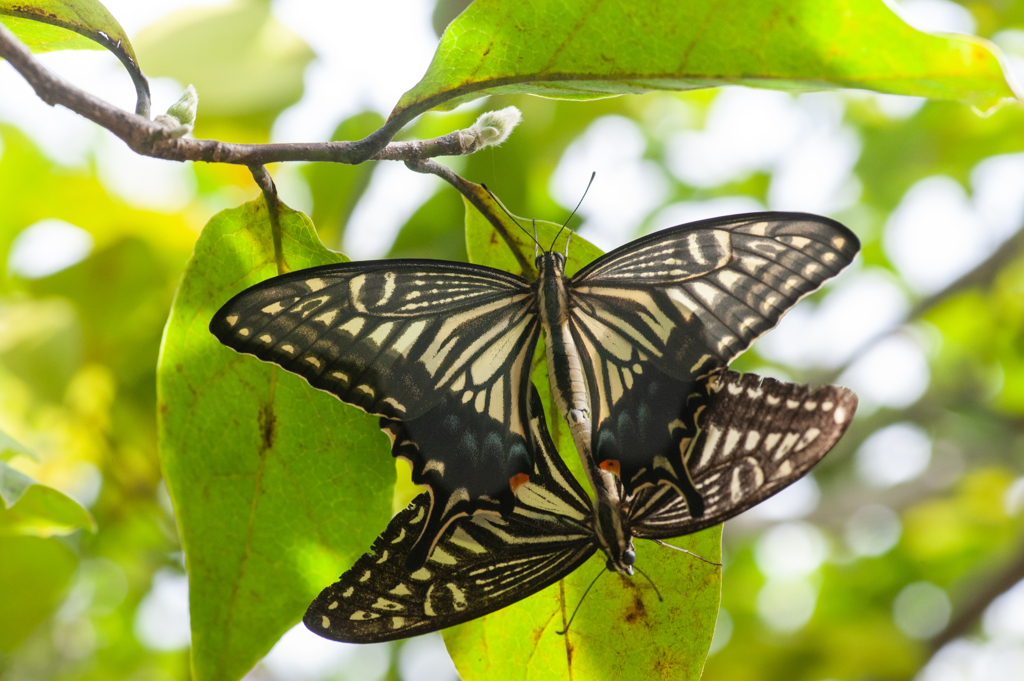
[
  {"left": 0, "top": 0, "right": 149, "bottom": 113},
  {"left": 157, "top": 198, "right": 395, "bottom": 681},
  {"left": 392, "top": 0, "right": 1017, "bottom": 124},
  {"left": 447, "top": 196, "right": 722, "bottom": 681},
  {"left": 0, "top": 536, "right": 78, "bottom": 652},
  {"left": 0, "top": 459, "right": 96, "bottom": 536}
]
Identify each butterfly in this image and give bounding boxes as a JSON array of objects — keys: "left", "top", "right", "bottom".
[
  {"left": 303, "top": 372, "right": 857, "bottom": 642},
  {"left": 210, "top": 211, "right": 859, "bottom": 574}
]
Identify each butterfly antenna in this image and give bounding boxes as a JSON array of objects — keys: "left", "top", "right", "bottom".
[
  {"left": 533, "top": 219, "right": 539, "bottom": 260},
  {"left": 481, "top": 183, "right": 541, "bottom": 250},
  {"left": 651, "top": 539, "right": 722, "bottom": 567},
  {"left": 549, "top": 171, "right": 596, "bottom": 253},
  {"left": 632, "top": 565, "right": 664, "bottom": 602},
  {"left": 556, "top": 565, "right": 605, "bottom": 636}
]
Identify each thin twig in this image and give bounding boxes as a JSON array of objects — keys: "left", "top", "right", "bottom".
[
  {"left": 404, "top": 159, "right": 535, "bottom": 276},
  {"left": 249, "top": 166, "right": 285, "bottom": 275},
  {"left": 0, "top": 23, "right": 482, "bottom": 167}
]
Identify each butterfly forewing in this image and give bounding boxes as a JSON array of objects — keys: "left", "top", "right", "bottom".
[
  {"left": 210, "top": 260, "right": 542, "bottom": 567},
  {"left": 211, "top": 260, "right": 537, "bottom": 420},
  {"left": 305, "top": 387, "right": 597, "bottom": 643},
  {"left": 567, "top": 213, "right": 859, "bottom": 498},
  {"left": 629, "top": 370, "right": 858, "bottom": 537}
]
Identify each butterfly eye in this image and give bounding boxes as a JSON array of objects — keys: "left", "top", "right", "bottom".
[{"left": 622, "top": 550, "right": 636, "bottom": 566}]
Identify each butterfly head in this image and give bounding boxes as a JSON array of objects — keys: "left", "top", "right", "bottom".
[
  {"left": 535, "top": 250, "right": 565, "bottom": 269},
  {"left": 606, "top": 547, "right": 636, "bottom": 574},
  {"left": 594, "top": 496, "right": 636, "bottom": 575}
]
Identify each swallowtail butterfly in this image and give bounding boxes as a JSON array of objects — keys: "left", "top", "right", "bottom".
[
  {"left": 210, "top": 211, "right": 858, "bottom": 580},
  {"left": 304, "top": 375, "right": 856, "bottom": 642}
]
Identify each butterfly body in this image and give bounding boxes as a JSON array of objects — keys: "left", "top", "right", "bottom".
[
  {"left": 303, "top": 373, "right": 857, "bottom": 642},
  {"left": 210, "top": 211, "right": 861, "bottom": 618}
]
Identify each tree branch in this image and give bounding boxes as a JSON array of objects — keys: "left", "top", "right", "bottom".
[
  {"left": 0, "top": 22, "right": 489, "bottom": 167},
  {"left": 404, "top": 159, "right": 535, "bottom": 276}
]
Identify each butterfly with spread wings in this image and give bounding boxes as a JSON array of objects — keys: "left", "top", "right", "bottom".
[
  {"left": 304, "top": 373, "right": 857, "bottom": 642},
  {"left": 211, "top": 211, "right": 859, "bottom": 574}
]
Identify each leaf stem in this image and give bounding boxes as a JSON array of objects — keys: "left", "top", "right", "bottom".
[
  {"left": 249, "top": 166, "right": 286, "bottom": 275},
  {"left": 404, "top": 159, "right": 535, "bottom": 276}
]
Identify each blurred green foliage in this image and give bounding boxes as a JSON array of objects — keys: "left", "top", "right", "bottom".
[
  {"left": 1, "top": 0, "right": 1024, "bottom": 680},
  {"left": 133, "top": 1, "right": 314, "bottom": 141}
]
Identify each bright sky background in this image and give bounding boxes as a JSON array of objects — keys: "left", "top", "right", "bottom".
[{"left": 4, "top": 0, "right": 1024, "bottom": 678}]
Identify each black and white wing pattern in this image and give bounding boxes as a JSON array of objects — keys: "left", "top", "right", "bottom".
[
  {"left": 210, "top": 260, "right": 541, "bottom": 568},
  {"left": 566, "top": 213, "right": 859, "bottom": 498},
  {"left": 629, "top": 370, "right": 858, "bottom": 537},
  {"left": 305, "top": 387, "right": 597, "bottom": 643},
  {"left": 303, "top": 371, "right": 856, "bottom": 643}
]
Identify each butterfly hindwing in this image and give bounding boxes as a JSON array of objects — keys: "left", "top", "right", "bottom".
[
  {"left": 305, "top": 387, "right": 597, "bottom": 643},
  {"left": 567, "top": 213, "right": 859, "bottom": 498},
  {"left": 210, "top": 260, "right": 541, "bottom": 566},
  {"left": 629, "top": 370, "right": 858, "bottom": 537}
]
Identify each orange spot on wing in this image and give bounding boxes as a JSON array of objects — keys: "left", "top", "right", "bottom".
[
  {"left": 509, "top": 473, "right": 530, "bottom": 494},
  {"left": 600, "top": 460, "right": 621, "bottom": 476}
]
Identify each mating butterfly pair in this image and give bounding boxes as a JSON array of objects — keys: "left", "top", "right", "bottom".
[{"left": 210, "top": 211, "right": 859, "bottom": 642}]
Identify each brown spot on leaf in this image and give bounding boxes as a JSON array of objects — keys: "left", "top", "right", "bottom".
[
  {"left": 652, "top": 655, "right": 678, "bottom": 677},
  {"left": 258, "top": 402, "right": 276, "bottom": 451},
  {"left": 624, "top": 595, "right": 647, "bottom": 624}
]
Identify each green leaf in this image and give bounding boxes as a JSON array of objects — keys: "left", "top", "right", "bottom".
[
  {"left": 451, "top": 196, "right": 722, "bottom": 681},
  {"left": 463, "top": 197, "right": 602, "bottom": 280},
  {"left": 0, "top": 536, "right": 77, "bottom": 652},
  {"left": 0, "top": 459, "right": 96, "bottom": 536},
  {"left": 0, "top": 14, "right": 99, "bottom": 52},
  {"left": 0, "top": 0, "right": 149, "bottom": 114},
  {"left": 393, "top": 0, "right": 1017, "bottom": 124},
  {"left": 157, "top": 198, "right": 395, "bottom": 681}
]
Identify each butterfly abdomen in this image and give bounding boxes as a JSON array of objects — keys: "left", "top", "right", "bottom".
[{"left": 537, "top": 254, "right": 590, "bottom": 423}]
